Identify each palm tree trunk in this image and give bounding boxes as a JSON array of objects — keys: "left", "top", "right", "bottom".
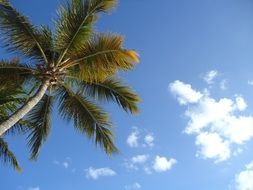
[{"left": 0, "top": 80, "right": 50, "bottom": 136}]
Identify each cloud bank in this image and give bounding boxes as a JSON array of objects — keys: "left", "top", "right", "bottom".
[{"left": 169, "top": 79, "right": 253, "bottom": 162}]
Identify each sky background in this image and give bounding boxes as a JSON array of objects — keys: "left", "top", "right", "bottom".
[{"left": 2, "top": 0, "right": 253, "bottom": 190}]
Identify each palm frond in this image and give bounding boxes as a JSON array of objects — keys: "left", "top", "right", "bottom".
[
  {"left": 63, "top": 33, "right": 139, "bottom": 82},
  {"left": 36, "top": 25, "right": 54, "bottom": 64},
  {"left": 0, "top": 59, "right": 37, "bottom": 89},
  {"left": 0, "top": 81, "right": 27, "bottom": 127},
  {"left": 69, "top": 77, "right": 140, "bottom": 114},
  {"left": 26, "top": 95, "right": 53, "bottom": 160},
  {"left": 0, "top": 1, "right": 49, "bottom": 62},
  {"left": 55, "top": 0, "right": 117, "bottom": 64},
  {"left": 0, "top": 87, "right": 25, "bottom": 113},
  {"left": 57, "top": 83, "right": 117, "bottom": 154},
  {"left": 0, "top": 137, "right": 21, "bottom": 172}
]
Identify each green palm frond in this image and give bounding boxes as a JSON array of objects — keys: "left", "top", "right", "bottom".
[
  {"left": 0, "top": 82, "right": 27, "bottom": 127},
  {"left": 0, "top": 87, "right": 25, "bottom": 113},
  {"left": 57, "top": 84, "right": 117, "bottom": 154},
  {"left": 0, "top": 97, "right": 26, "bottom": 117},
  {"left": 70, "top": 77, "right": 140, "bottom": 114},
  {"left": 0, "top": 59, "right": 37, "bottom": 89},
  {"left": 55, "top": 0, "right": 117, "bottom": 64},
  {"left": 0, "top": 137, "right": 21, "bottom": 172},
  {"left": 62, "top": 33, "right": 139, "bottom": 82},
  {"left": 0, "top": 1, "right": 49, "bottom": 62},
  {"left": 37, "top": 25, "right": 54, "bottom": 63},
  {"left": 26, "top": 95, "right": 53, "bottom": 160}
]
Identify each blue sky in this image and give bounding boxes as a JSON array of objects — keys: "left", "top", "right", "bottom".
[{"left": 2, "top": 0, "right": 253, "bottom": 189}]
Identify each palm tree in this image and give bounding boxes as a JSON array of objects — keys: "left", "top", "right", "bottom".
[{"left": 0, "top": 0, "right": 140, "bottom": 170}]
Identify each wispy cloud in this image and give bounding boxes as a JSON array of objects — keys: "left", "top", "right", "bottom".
[
  {"left": 127, "top": 127, "right": 155, "bottom": 148},
  {"left": 247, "top": 80, "right": 253, "bottom": 86},
  {"left": 220, "top": 79, "right": 227, "bottom": 90},
  {"left": 53, "top": 157, "right": 73, "bottom": 170},
  {"left": 85, "top": 167, "right": 116, "bottom": 180},
  {"left": 234, "top": 161, "right": 253, "bottom": 190},
  {"left": 125, "top": 183, "right": 141, "bottom": 190},
  {"left": 131, "top": 155, "right": 149, "bottom": 164},
  {"left": 28, "top": 187, "right": 40, "bottom": 190},
  {"left": 127, "top": 127, "right": 140, "bottom": 147},
  {"left": 169, "top": 80, "right": 253, "bottom": 162},
  {"left": 203, "top": 70, "right": 218, "bottom": 84},
  {"left": 144, "top": 134, "right": 154, "bottom": 147},
  {"left": 125, "top": 154, "right": 149, "bottom": 170},
  {"left": 124, "top": 154, "right": 176, "bottom": 174},
  {"left": 62, "top": 161, "right": 69, "bottom": 169}
]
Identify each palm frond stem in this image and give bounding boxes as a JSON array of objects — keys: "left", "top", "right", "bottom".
[{"left": 60, "top": 49, "right": 122, "bottom": 69}]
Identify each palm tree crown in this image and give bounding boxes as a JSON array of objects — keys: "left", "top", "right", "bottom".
[{"left": 0, "top": 0, "right": 140, "bottom": 171}]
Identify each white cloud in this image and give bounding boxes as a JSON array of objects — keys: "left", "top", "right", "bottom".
[
  {"left": 144, "top": 134, "right": 154, "bottom": 147},
  {"left": 127, "top": 127, "right": 139, "bottom": 147},
  {"left": 195, "top": 132, "right": 230, "bottom": 162},
  {"left": 131, "top": 155, "right": 149, "bottom": 164},
  {"left": 170, "top": 80, "right": 253, "bottom": 162},
  {"left": 125, "top": 183, "right": 141, "bottom": 190},
  {"left": 235, "top": 96, "right": 247, "bottom": 111},
  {"left": 169, "top": 80, "right": 202, "bottom": 105},
  {"left": 235, "top": 161, "right": 253, "bottom": 190},
  {"left": 203, "top": 70, "right": 218, "bottom": 84},
  {"left": 86, "top": 167, "right": 116, "bottom": 180},
  {"left": 124, "top": 154, "right": 149, "bottom": 170},
  {"left": 127, "top": 127, "right": 155, "bottom": 148},
  {"left": 125, "top": 155, "right": 177, "bottom": 174},
  {"left": 28, "top": 187, "right": 40, "bottom": 190},
  {"left": 152, "top": 156, "right": 177, "bottom": 172}
]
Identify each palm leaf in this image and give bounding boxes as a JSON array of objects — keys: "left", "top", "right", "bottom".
[
  {"left": 0, "top": 59, "right": 37, "bottom": 89},
  {"left": 57, "top": 83, "right": 117, "bottom": 154},
  {"left": 0, "top": 1, "right": 49, "bottom": 62},
  {"left": 70, "top": 77, "right": 140, "bottom": 114},
  {"left": 0, "top": 81, "right": 27, "bottom": 126},
  {"left": 62, "top": 33, "right": 139, "bottom": 82},
  {"left": 55, "top": 0, "right": 117, "bottom": 64},
  {"left": 36, "top": 25, "right": 54, "bottom": 64},
  {"left": 0, "top": 86, "right": 25, "bottom": 113},
  {"left": 26, "top": 95, "right": 53, "bottom": 160},
  {"left": 0, "top": 137, "right": 21, "bottom": 172}
]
